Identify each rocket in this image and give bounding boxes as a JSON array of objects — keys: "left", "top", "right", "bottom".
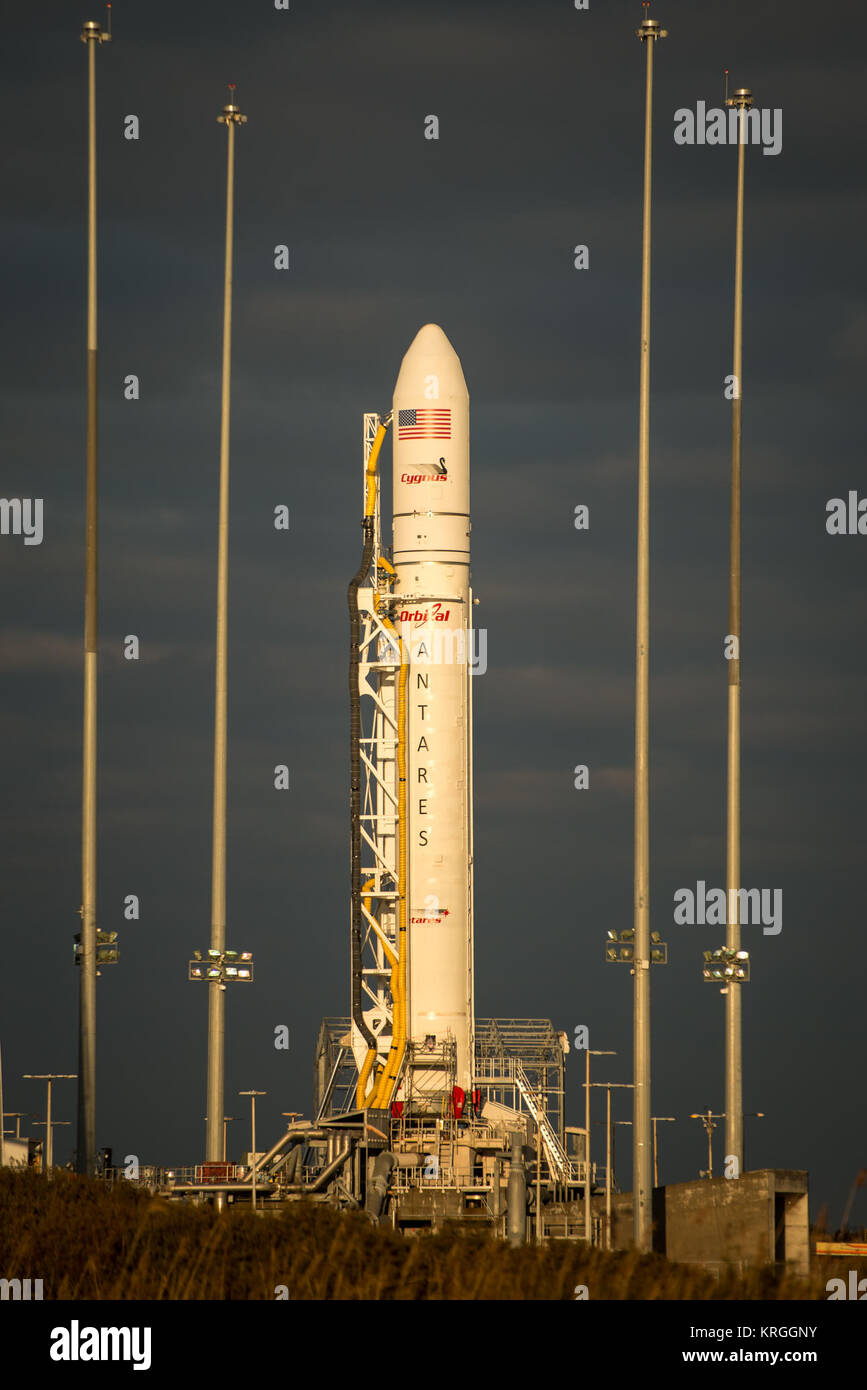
[
  {"left": 349, "top": 324, "right": 475, "bottom": 1109},
  {"left": 392, "top": 324, "right": 475, "bottom": 1093}
]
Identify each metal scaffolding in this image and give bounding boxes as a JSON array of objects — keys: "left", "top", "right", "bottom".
[{"left": 475, "top": 1018, "right": 566, "bottom": 1144}]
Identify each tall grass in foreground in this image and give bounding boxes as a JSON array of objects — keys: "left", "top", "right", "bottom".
[{"left": 0, "top": 1170, "right": 859, "bottom": 1300}]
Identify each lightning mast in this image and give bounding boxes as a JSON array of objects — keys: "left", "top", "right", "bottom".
[
  {"left": 723, "top": 82, "right": 754, "bottom": 1176},
  {"left": 633, "top": 6, "right": 666, "bottom": 1251},
  {"left": 205, "top": 92, "right": 246, "bottom": 1164},
  {"left": 76, "top": 11, "right": 110, "bottom": 1179}
]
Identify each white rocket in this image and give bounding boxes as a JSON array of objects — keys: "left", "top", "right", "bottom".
[
  {"left": 392, "top": 324, "right": 475, "bottom": 1093},
  {"left": 349, "top": 324, "right": 475, "bottom": 1110}
]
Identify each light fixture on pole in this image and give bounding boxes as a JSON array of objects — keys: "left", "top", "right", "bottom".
[
  {"left": 605, "top": 928, "right": 668, "bottom": 965},
  {"left": 702, "top": 947, "right": 750, "bottom": 988},
  {"left": 189, "top": 950, "right": 255, "bottom": 985}
]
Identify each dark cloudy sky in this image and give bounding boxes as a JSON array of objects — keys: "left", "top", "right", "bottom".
[{"left": 2, "top": 0, "right": 864, "bottom": 1226}]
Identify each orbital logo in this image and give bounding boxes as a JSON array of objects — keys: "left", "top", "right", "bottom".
[{"left": 411, "top": 906, "right": 450, "bottom": 925}]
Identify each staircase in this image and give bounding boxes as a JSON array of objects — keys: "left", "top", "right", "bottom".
[{"left": 513, "top": 1060, "right": 573, "bottom": 1183}]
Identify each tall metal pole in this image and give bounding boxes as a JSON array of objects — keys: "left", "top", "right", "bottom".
[
  {"left": 535, "top": 1119, "right": 543, "bottom": 1244},
  {"left": 724, "top": 87, "right": 753, "bottom": 1177},
  {"left": 206, "top": 96, "right": 246, "bottom": 1164},
  {"left": 46, "top": 1079, "right": 53, "bottom": 1173},
  {"left": 77, "top": 17, "right": 109, "bottom": 1180},
  {"left": 240, "top": 1090, "right": 265, "bottom": 1210},
  {"left": 584, "top": 1050, "right": 590, "bottom": 1244},
  {"left": 652, "top": 1115, "right": 675, "bottom": 1187},
  {"left": 222, "top": 1115, "right": 238, "bottom": 1164},
  {"left": 0, "top": 1041, "right": 5, "bottom": 1169},
  {"left": 605, "top": 1084, "right": 612, "bottom": 1250},
  {"left": 633, "top": 10, "right": 666, "bottom": 1253},
  {"left": 585, "top": 1049, "right": 615, "bottom": 1245}
]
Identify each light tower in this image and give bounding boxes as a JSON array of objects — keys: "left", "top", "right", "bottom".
[
  {"left": 205, "top": 92, "right": 247, "bottom": 1165},
  {"left": 632, "top": 5, "right": 666, "bottom": 1253},
  {"left": 77, "top": 12, "right": 110, "bottom": 1179},
  {"left": 723, "top": 82, "right": 754, "bottom": 1177}
]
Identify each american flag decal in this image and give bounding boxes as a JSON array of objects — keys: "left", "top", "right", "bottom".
[{"left": 398, "top": 408, "right": 451, "bottom": 440}]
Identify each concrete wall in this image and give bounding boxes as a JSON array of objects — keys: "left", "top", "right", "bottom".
[{"left": 594, "top": 1169, "right": 809, "bottom": 1276}]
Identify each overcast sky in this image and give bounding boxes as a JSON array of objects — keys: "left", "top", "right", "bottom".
[{"left": 2, "top": 0, "right": 865, "bottom": 1227}]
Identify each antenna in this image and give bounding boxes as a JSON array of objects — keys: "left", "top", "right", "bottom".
[
  {"left": 724, "top": 68, "right": 729, "bottom": 104},
  {"left": 105, "top": 4, "right": 112, "bottom": 42},
  {"left": 637, "top": 5, "right": 668, "bottom": 41}
]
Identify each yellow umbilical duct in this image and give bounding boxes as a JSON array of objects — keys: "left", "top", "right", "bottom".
[
  {"left": 365, "top": 422, "right": 387, "bottom": 517},
  {"left": 353, "top": 416, "right": 409, "bottom": 1110}
]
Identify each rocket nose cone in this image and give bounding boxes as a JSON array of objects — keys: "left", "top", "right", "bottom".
[
  {"left": 412, "top": 323, "right": 453, "bottom": 352},
  {"left": 395, "top": 323, "right": 468, "bottom": 399}
]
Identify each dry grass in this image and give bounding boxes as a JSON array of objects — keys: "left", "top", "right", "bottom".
[{"left": 0, "top": 1169, "right": 858, "bottom": 1300}]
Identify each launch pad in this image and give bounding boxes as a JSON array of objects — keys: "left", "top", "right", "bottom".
[{"left": 312, "top": 1016, "right": 587, "bottom": 1238}]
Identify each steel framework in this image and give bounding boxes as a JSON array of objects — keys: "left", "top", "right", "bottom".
[{"left": 349, "top": 414, "right": 402, "bottom": 1088}]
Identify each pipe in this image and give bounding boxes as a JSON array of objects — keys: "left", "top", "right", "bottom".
[
  {"left": 507, "top": 1133, "right": 527, "bottom": 1247},
  {"left": 250, "top": 1123, "right": 312, "bottom": 1176},
  {"left": 364, "top": 1150, "right": 396, "bottom": 1219},
  {"left": 268, "top": 1142, "right": 304, "bottom": 1180},
  {"left": 309, "top": 1144, "right": 353, "bottom": 1193},
  {"left": 168, "top": 1183, "right": 277, "bottom": 1195}
]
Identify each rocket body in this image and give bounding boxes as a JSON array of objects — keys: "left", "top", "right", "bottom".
[{"left": 392, "top": 324, "right": 474, "bottom": 1091}]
